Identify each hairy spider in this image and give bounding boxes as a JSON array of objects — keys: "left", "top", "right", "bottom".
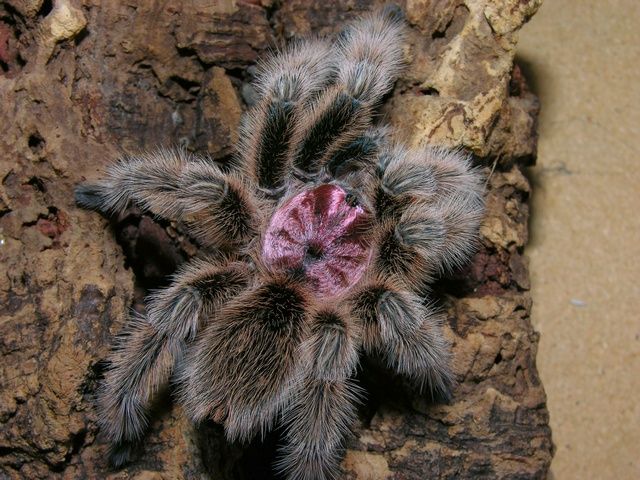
[{"left": 75, "top": 6, "right": 484, "bottom": 479}]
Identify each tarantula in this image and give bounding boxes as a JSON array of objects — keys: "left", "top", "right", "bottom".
[{"left": 75, "top": 6, "right": 484, "bottom": 479}]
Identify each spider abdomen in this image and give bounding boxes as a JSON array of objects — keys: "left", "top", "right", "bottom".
[{"left": 263, "top": 184, "right": 373, "bottom": 297}]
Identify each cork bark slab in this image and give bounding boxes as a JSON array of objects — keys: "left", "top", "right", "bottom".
[{"left": 0, "top": 0, "right": 552, "bottom": 478}]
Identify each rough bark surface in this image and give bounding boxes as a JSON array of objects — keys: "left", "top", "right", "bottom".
[{"left": 0, "top": 0, "right": 552, "bottom": 479}]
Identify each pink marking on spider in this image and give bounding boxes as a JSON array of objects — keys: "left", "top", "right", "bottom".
[{"left": 263, "top": 184, "right": 373, "bottom": 297}]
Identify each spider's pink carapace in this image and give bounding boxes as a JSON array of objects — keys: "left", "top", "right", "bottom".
[{"left": 263, "top": 184, "right": 373, "bottom": 297}]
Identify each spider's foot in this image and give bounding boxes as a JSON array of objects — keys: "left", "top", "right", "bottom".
[
  {"left": 381, "top": 3, "right": 405, "bottom": 23},
  {"left": 430, "top": 378, "right": 455, "bottom": 405},
  {"left": 108, "top": 440, "right": 139, "bottom": 468},
  {"left": 74, "top": 183, "right": 106, "bottom": 212}
]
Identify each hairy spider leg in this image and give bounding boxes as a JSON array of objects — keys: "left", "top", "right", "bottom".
[
  {"left": 325, "top": 126, "right": 388, "bottom": 180},
  {"left": 239, "top": 38, "right": 336, "bottom": 192},
  {"left": 176, "top": 275, "right": 310, "bottom": 443},
  {"left": 363, "top": 145, "right": 485, "bottom": 290},
  {"left": 98, "top": 259, "right": 249, "bottom": 465},
  {"left": 350, "top": 276, "right": 455, "bottom": 401},
  {"left": 276, "top": 307, "right": 362, "bottom": 480},
  {"left": 291, "top": 9, "right": 406, "bottom": 177},
  {"left": 74, "top": 149, "right": 189, "bottom": 217},
  {"left": 177, "top": 160, "right": 259, "bottom": 248},
  {"left": 75, "top": 149, "right": 259, "bottom": 249}
]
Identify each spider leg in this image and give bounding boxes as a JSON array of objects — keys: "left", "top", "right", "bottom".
[
  {"left": 276, "top": 307, "right": 361, "bottom": 480},
  {"left": 98, "top": 258, "right": 248, "bottom": 464},
  {"left": 291, "top": 8, "right": 406, "bottom": 177},
  {"left": 369, "top": 145, "right": 485, "bottom": 290},
  {"left": 178, "top": 160, "right": 260, "bottom": 248},
  {"left": 335, "top": 5, "right": 406, "bottom": 107},
  {"left": 374, "top": 203, "right": 448, "bottom": 290},
  {"left": 350, "top": 277, "right": 454, "bottom": 401},
  {"left": 422, "top": 147, "right": 486, "bottom": 273},
  {"left": 75, "top": 149, "right": 259, "bottom": 249},
  {"left": 325, "top": 125, "right": 388, "bottom": 182},
  {"left": 239, "top": 38, "right": 336, "bottom": 192},
  {"left": 176, "top": 274, "right": 309, "bottom": 443},
  {"left": 74, "top": 149, "right": 189, "bottom": 217}
]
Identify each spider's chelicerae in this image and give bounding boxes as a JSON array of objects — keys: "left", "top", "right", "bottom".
[{"left": 76, "top": 6, "right": 484, "bottom": 479}]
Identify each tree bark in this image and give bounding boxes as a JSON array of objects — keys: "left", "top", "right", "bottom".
[{"left": 0, "top": 0, "right": 552, "bottom": 478}]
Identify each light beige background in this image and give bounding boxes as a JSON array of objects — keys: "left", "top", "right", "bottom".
[{"left": 518, "top": 1, "right": 640, "bottom": 479}]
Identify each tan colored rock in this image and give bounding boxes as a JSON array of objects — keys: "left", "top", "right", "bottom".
[
  {"left": 32, "top": 0, "right": 87, "bottom": 64},
  {"left": 480, "top": 167, "right": 531, "bottom": 250},
  {"left": 387, "top": 0, "right": 541, "bottom": 163},
  {"left": 47, "top": 1, "right": 86, "bottom": 42},
  {"left": 173, "top": 1, "right": 273, "bottom": 68},
  {"left": 484, "top": 0, "right": 543, "bottom": 35},
  {"left": 343, "top": 450, "right": 393, "bottom": 479}
]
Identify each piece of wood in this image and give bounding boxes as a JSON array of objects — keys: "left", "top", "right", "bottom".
[{"left": 0, "top": 1, "right": 551, "bottom": 478}]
